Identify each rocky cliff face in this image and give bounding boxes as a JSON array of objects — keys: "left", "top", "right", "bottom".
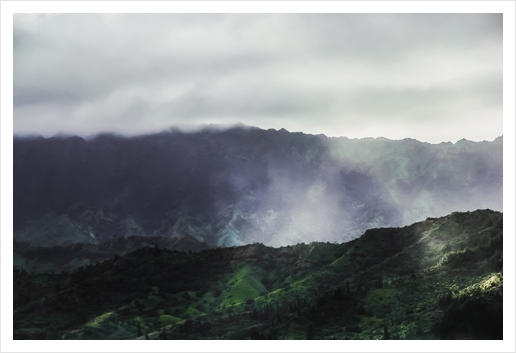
[{"left": 14, "top": 126, "right": 502, "bottom": 256}]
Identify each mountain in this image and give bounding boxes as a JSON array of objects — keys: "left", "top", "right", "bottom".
[
  {"left": 13, "top": 126, "right": 502, "bottom": 271},
  {"left": 13, "top": 209, "right": 503, "bottom": 340}
]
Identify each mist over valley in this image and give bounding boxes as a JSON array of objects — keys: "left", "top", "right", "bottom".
[{"left": 13, "top": 126, "right": 502, "bottom": 272}]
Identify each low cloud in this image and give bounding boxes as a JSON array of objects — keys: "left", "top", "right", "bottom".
[{"left": 14, "top": 13, "right": 502, "bottom": 143}]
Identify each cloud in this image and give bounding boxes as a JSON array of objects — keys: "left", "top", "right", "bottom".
[{"left": 13, "top": 13, "right": 502, "bottom": 142}]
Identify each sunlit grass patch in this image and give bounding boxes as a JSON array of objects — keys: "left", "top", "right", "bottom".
[
  {"left": 219, "top": 264, "right": 266, "bottom": 307},
  {"left": 429, "top": 248, "right": 472, "bottom": 271},
  {"left": 267, "top": 287, "right": 284, "bottom": 300},
  {"left": 85, "top": 311, "right": 116, "bottom": 329},
  {"left": 185, "top": 305, "right": 203, "bottom": 317},
  {"left": 454, "top": 272, "right": 503, "bottom": 299},
  {"left": 160, "top": 314, "right": 183, "bottom": 326},
  {"left": 480, "top": 272, "right": 503, "bottom": 291},
  {"left": 290, "top": 276, "right": 312, "bottom": 292}
]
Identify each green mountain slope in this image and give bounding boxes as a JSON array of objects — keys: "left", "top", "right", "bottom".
[{"left": 13, "top": 209, "right": 503, "bottom": 340}]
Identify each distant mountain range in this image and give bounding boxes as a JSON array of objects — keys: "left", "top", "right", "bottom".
[{"left": 13, "top": 126, "right": 502, "bottom": 270}]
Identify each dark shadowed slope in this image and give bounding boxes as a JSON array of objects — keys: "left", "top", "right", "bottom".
[{"left": 13, "top": 210, "right": 503, "bottom": 340}]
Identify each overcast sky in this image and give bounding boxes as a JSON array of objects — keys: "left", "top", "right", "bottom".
[{"left": 13, "top": 13, "right": 502, "bottom": 143}]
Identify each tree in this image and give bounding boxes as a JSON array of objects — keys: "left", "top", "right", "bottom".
[
  {"left": 306, "top": 324, "right": 314, "bottom": 340},
  {"left": 137, "top": 321, "right": 142, "bottom": 337},
  {"left": 383, "top": 325, "right": 390, "bottom": 340},
  {"left": 181, "top": 318, "right": 192, "bottom": 336}
]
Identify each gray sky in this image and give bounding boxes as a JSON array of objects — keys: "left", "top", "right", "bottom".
[{"left": 13, "top": 13, "right": 503, "bottom": 143}]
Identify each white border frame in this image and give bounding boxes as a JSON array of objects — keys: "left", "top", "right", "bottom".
[{"left": 1, "top": 2, "right": 515, "bottom": 352}]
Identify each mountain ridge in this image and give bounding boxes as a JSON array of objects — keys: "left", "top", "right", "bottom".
[
  {"left": 13, "top": 125, "right": 503, "bottom": 145},
  {"left": 14, "top": 126, "right": 502, "bottom": 268}
]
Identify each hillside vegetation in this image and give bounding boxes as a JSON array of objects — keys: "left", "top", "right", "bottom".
[{"left": 13, "top": 209, "right": 503, "bottom": 340}]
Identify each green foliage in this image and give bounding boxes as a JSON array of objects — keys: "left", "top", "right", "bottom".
[
  {"left": 13, "top": 210, "right": 503, "bottom": 340},
  {"left": 432, "top": 294, "right": 503, "bottom": 339},
  {"left": 160, "top": 314, "right": 182, "bottom": 326},
  {"left": 85, "top": 311, "right": 116, "bottom": 329},
  {"left": 364, "top": 288, "right": 398, "bottom": 307},
  {"left": 383, "top": 325, "right": 390, "bottom": 340},
  {"left": 218, "top": 264, "right": 267, "bottom": 307},
  {"left": 359, "top": 316, "right": 383, "bottom": 334}
]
